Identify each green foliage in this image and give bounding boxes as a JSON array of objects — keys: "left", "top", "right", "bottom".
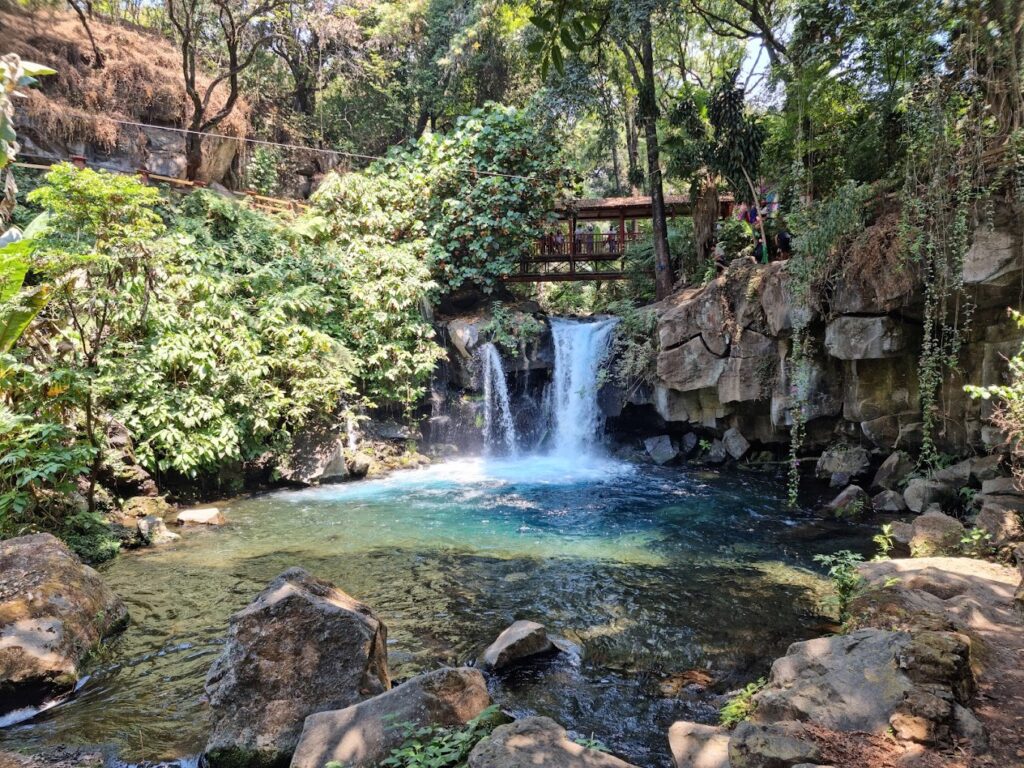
[
  {"left": 378, "top": 705, "right": 502, "bottom": 768},
  {"left": 967, "top": 311, "right": 1024, "bottom": 484},
  {"left": 1, "top": 54, "right": 55, "bottom": 171},
  {"left": 246, "top": 146, "right": 280, "bottom": 195},
  {"left": 812, "top": 550, "right": 865, "bottom": 623},
  {"left": 481, "top": 302, "right": 544, "bottom": 358},
  {"left": 719, "top": 678, "right": 766, "bottom": 728},
  {"left": 606, "top": 300, "right": 658, "bottom": 397},
  {"left": 959, "top": 528, "right": 994, "bottom": 559},
  {"left": 872, "top": 523, "right": 895, "bottom": 561},
  {"left": 311, "top": 103, "right": 573, "bottom": 295}
]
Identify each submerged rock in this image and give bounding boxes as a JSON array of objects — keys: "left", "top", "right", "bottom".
[
  {"left": 668, "top": 721, "right": 730, "bottom": 768},
  {"left": 203, "top": 567, "right": 389, "bottom": 768},
  {"left": 136, "top": 515, "right": 180, "bottom": 545},
  {"left": 468, "top": 716, "right": 639, "bottom": 768},
  {"left": 176, "top": 507, "right": 225, "bottom": 525},
  {"left": 480, "top": 620, "right": 556, "bottom": 670},
  {"left": 290, "top": 667, "right": 490, "bottom": 768},
  {"left": 0, "top": 534, "right": 128, "bottom": 713}
]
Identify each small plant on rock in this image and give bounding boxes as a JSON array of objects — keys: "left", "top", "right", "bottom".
[
  {"left": 872, "top": 523, "right": 895, "bottom": 561},
  {"left": 813, "top": 550, "right": 865, "bottom": 623},
  {"left": 960, "top": 527, "right": 994, "bottom": 559},
  {"left": 719, "top": 677, "right": 766, "bottom": 728},
  {"left": 379, "top": 705, "right": 502, "bottom": 768}
]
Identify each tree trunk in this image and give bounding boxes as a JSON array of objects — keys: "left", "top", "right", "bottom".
[
  {"left": 625, "top": 110, "right": 641, "bottom": 194},
  {"left": 693, "top": 175, "right": 718, "bottom": 278},
  {"left": 185, "top": 131, "right": 203, "bottom": 181},
  {"left": 68, "top": 0, "right": 104, "bottom": 68},
  {"left": 637, "top": 19, "right": 673, "bottom": 300}
]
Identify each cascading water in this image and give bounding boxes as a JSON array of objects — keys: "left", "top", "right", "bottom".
[
  {"left": 479, "top": 342, "right": 518, "bottom": 455},
  {"left": 549, "top": 317, "right": 619, "bottom": 457}
]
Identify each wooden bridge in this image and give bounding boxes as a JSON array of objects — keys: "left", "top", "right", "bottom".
[{"left": 503, "top": 194, "right": 734, "bottom": 283}]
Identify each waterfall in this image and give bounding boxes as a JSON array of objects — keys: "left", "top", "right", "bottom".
[
  {"left": 479, "top": 343, "right": 518, "bottom": 455},
  {"left": 549, "top": 317, "right": 619, "bottom": 457}
]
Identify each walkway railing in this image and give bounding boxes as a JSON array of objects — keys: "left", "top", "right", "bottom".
[{"left": 503, "top": 230, "right": 643, "bottom": 282}]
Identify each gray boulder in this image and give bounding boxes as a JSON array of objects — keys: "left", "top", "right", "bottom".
[
  {"left": 871, "top": 451, "right": 915, "bottom": 492},
  {"left": 290, "top": 667, "right": 490, "bottom": 768},
  {"left": 728, "top": 721, "right": 820, "bottom": 768},
  {"left": 975, "top": 500, "right": 1024, "bottom": 545},
  {"left": 204, "top": 568, "right": 389, "bottom": 767},
  {"left": 469, "top": 716, "right": 638, "bottom": 768},
  {"left": 706, "top": 440, "right": 728, "bottom": 464},
  {"left": 814, "top": 446, "right": 870, "bottom": 486},
  {"left": 871, "top": 489, "right": 907, "bottom": 513},
  {"left": 137, "top": 515, "right": 180, "bottom": 546},
  {"left": 820, "top": 485, "right": 869, "bottom": 520},
  {"left": 645, "top": 435, "right": 679, "bottom": 465},
  {"left": 751, "top": 627, "right": 971, "bottom": 745},
  {"left": 480, "top": 620, "right": 555, "bottom": 670},
  {"left": 680, "top": 432, "right": 699, "bottom": 457},
  {"left": 903, "top": 478, "right": 955, "bottom": 513},
  {"left": 824, "top": 315, "right": 906, "bottom": 360},
  {"left": 980, "top": 476, "right": 1023, "bottom": 497},
  {"left": 0, "top": 534, "right": 128, "bottom": 712},
  {"left": 723, "top": 428, "right": 751, "bottom": 460},
  {"left": 277, "top": 423, "right": 349, "bottom": 486},
  {"left": 909, "top": 511, "right": 965, "bottom": 557},
  {"left": 668, "top": 721, "right": 730, "bottom": 768}
]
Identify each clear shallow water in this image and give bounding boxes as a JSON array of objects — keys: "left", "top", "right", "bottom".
[{"left": 0, "top": 456, "right": 871, "bottom": 766}]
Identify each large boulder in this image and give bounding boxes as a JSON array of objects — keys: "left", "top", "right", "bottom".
[
  {"left": 975, "top": 500, "right": 1024, "bottom": 546},
  {"left": 902, "top": 478, "right": 956, "bottom": 514},
  {"left": 657, "top": 336, "right": 728, "bottom": 392},
  {"left": 290, "top": 667, "right": 490, "bottom": 768},
  {"left": 871, "top": 451, "right": 915, "bottom": 493},
  {"left": 468, "top": 716, "right": 638, "bottom": 768},
  {"left": 824, "top": 316, "right": 906, "bottom": 360},
  {"left": 0, "top": 534, "right": 128, "bottom": 712},
  {"left": 723, "top": 428, "right": 751, "bottom": 460},
  {"left": 644, "top": 435, "right": 679, "bottom": 465},
  {"left": 751, "top": 628, "right": 971, "bottom": 745},
  {"left": 277, "top": 423, "right": 349, "bottom": 486},
  {"left": 480, "top": 620, "right": 555, "bottom": 670},
  {"left": 136, "top": 515, "right": 180, "bottom": 546},
  {"left": 814, "top": 446, "right": 870, "bottom": 486},
  {"left": 909, "top": 511, "right": 965, "bottom": 557},
  {"left": 204, "top": 568, "right": 389, "bottom": 767},
  {"left": 728, "top": 721, "right": 820, "bottom": 768},
  {"left": 820, "top": 485, "right": 870, "bottom": 520},
  {"left": 668, "top": 721, "right": 730, "bottom": 768}
]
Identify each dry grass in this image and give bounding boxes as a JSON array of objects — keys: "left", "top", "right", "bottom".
[
  {"left": 843, "top": 211, "right": 919, "bottom": 299},
  {"left": 2, "top": 8, "right": 248, "bottom": 150}
]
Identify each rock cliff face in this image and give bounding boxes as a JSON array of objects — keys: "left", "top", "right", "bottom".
[{"left": 645, "top": 217, "right": 1024, "bottom": 454}]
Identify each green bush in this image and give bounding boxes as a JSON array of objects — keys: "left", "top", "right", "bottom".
[
  {"left": 310, "top": 103, "right": 574, "bottom": 295},
  {"left": 720, "top": 677, "right": 766, "bottom": 728}
]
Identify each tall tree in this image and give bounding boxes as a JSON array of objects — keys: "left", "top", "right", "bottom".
[
  {"left": 165, "top": 0, "right": 290, "bottom": 179},
  {"left": 531, "top": 0, "right": 678, "bottom": 299}
]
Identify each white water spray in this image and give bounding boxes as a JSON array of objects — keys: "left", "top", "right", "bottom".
[
  {"left": 549, "top": 317, "right": 619, "bottom": 457},
  {"left": 480, "top": 342, "right": 518, "bottom": 455}
]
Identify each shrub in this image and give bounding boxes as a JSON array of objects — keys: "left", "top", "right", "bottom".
[
  {"left": 720, "top": 678, "right": 766, "bottom": 728},
  {"left": 812, "top": 550, "right": 865, "bottom": 622}
]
